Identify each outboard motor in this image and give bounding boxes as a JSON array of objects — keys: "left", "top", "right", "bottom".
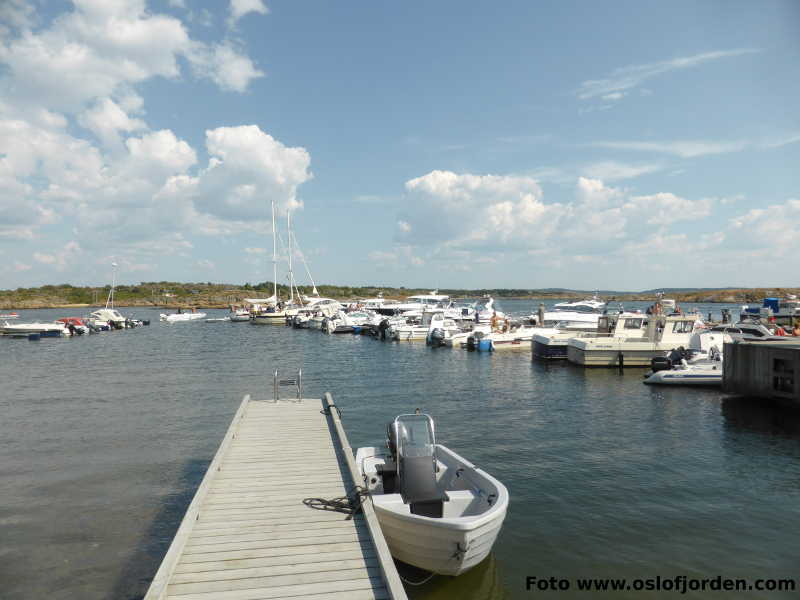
[
  {"left": 378, "top": 318, "right": 390, "bottom": 340},
  {"left": 392, "top": 414, "right": 446, "bottom": 518},
  {"left": 429, "top": 327, "right": 445, "bottom": 346},
  {"left": 650, "top": 356, "right": 673, "bottom": 372}
]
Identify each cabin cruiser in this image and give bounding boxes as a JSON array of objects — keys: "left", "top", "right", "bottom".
[
  {"left": 567, "top": 314, "right": 703, "bottom": 367},
  {"left": 552, "top": 294, "right": 605, "bottom": 313},
  {"left": 377, "top": 292, "right": 451, "bottom": 316},
  {"left": 87, "top": 307, "right": 128, "bottom": 328},
  {"left": 533, "top": 311, "right": 645, "bottom": 360},
  {"left": 356, "top": 413, "right": 508, "bottom": 576}
]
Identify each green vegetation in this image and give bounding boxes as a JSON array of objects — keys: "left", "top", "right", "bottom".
[{"left": 0, "top": 281, "right": 797, "bottom": 309}]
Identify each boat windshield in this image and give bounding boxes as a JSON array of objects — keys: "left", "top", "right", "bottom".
[{"left": 395, "top": 414, "right": 435, "bottom": 459}]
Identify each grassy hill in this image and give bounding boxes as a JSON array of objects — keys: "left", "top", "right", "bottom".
[{"left": 1, "top": 281, "right": 798, "bottom": 309}]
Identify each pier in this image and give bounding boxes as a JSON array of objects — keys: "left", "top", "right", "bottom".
[{"left": 144, "top": 391, "right": 407, "bottom": 600}]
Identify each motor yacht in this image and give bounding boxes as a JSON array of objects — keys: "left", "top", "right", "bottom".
[
  {"left": 533, "top": 311, "right": 645, "bottom": 360},
  {"left": 567, "top": 314, "right": 703, "bottom": 367}
]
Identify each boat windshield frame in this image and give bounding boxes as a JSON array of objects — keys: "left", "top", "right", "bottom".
[{"left": 393, "top": 414, "right": 436, "bottom": 462}]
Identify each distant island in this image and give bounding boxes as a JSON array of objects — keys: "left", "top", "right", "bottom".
[{"left": 1, "top": 282, "right": 798, "bottom": 310}]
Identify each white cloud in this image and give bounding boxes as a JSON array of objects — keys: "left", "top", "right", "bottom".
[
  {"left": 32, "top": 241, "right": 82, "bottom": 270},
  {"left": 186, "top": 41, "right": 264, "bottom": 93},
  {"left": 188, "top": 125, "right": 312, "bottom": 221},
  {"left": 582, "top": 161, "right": 663, "bottom": 181},
  {"left": 379, "top": 172, "right": 727, "bottom": 268},
  {"left": 196, "top": 259, "right": 215, "bottom": 269},
  {"left": 229, "top": 0, "right": 269, "bottom": 26},
  {"left": 578, "top": 49, "right": 760, "bottom": 101},
  {"left": 78, "top": 97, "right": 146, "bottom": 149},
  {"left": 589, "top": 139, "right": 748, "bottom": 158},
  {"left": 244, "top": 247, "right": 267, "bottom": 254}
]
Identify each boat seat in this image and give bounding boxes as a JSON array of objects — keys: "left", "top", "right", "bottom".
[{"left": 399, "top": 455, "right": 448, "bottom": 518}]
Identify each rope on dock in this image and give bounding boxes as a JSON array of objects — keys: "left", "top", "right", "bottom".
[{"left": 302, "top": 485, "right": 368, "bottom": 520}]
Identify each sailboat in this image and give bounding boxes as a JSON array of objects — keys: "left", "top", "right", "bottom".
[
  {"left": 252, "top": 199, "right": 287, "bottom": 324},
  {"left": 87, "top": 262, "right": 128, "bottom": 328}
]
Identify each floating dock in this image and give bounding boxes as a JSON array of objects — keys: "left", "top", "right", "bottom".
[{"left": 144, "top": 392, "right": 407, "bottom": 600}]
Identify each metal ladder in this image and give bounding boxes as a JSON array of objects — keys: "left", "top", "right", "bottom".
[{"left": 273, "top": 369, "right": 302, "bottom": 401}]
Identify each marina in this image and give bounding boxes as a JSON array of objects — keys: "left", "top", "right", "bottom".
[{"left": 2, "top": 299, "right": 800, "bottom": 599}]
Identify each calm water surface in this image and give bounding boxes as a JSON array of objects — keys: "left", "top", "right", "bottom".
[{"left": 1, "top": 300, "right": 799, "bottom": 599}]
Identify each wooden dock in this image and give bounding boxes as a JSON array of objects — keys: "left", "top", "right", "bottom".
[{"left": 144, "top": 393, "right": 407, "bottom": 600}]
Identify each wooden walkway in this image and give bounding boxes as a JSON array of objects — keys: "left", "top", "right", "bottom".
[{"left": 144, "top": 393, "right": 407, "bottom": 600}]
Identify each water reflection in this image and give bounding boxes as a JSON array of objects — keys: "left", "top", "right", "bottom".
[
  {"left": 721, "top": 395, "right": 800, "bottom": 438},
  {"left": 404, "top": 553, "right": 506, "bottom": 600}
]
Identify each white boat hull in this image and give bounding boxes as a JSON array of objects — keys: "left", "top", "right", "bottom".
[
  {"left": 567, "top": 344, "right": 664, "bottom": 366},
  {"left": 373, "top": 498, "right": 506, "bottom": 575},
  {"left": 357, "top": 444, "right": 508, "bottom": 576},
  {"left": 160, "top": 313, "right": 207, "bottom": 322},
  {"left": 252, "top": 311, "right": 286, "bottom": 324}
]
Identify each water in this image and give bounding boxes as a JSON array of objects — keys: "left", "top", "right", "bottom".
[{"left": 1, "top": 300, "right": 799, "bottom": 599}]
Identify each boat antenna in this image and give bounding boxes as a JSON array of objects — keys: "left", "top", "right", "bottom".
[
  {"left": 105, "top": 261, "right": 117, "bottom": 309},
  {"left": 271, "top": 199, "right": 278, "bottom": 301}
]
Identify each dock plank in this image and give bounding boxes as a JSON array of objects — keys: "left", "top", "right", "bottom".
[{"left": 144, "top": 396, "right": 406, "bottom": 600}]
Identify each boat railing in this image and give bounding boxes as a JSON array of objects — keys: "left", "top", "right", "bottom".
[{"left": 273, "top": 369, "right": 302, "bottom": 402}]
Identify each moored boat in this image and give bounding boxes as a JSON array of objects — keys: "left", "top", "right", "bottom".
[
  {"left": 356, "top": 413, "right": 508, "bottom": 576},
  {"left": 160, "top": 311, "right": 207, "bottom": 322}
]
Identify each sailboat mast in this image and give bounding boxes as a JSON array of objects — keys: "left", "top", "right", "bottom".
[
  {"left": 105, "top": 261, "right": 117, "bottom": 309},
  {"left": 287, "top": 209, "right": 294, "bottom": 303},
  {"left": 271, "top": 199, "right": 278, "bottom": 301}
]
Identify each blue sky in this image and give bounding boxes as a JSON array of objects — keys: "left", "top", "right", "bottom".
[{"left": 1, "top": 0, "right": 798, "bottom": 291}]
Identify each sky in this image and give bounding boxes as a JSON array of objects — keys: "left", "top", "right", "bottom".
[{"left": 1, "top": 0, "right": 799, "bottom": 292}]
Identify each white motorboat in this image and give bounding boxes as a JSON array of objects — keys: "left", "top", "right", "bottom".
[
  {"left": 532, "top": 311, "right": 644, "bottom": 360},
  {"left": 356, "top": 413, "right": 508, "bottom": 576},
  {"left": 1, "top": 320, "right": 68, "bottom": 336},
  {"left": 160, "top": 311, "right": 207, "bottom": 322},
  {"left": 552, "top": 294, "right": 605, "bottom": 313},
  {"left": 644, "top": 342, "right": 724, "bottom": 385},
  {"left": 87, "top": 307, "right": 128, "bottom": 328},
  {"left": 377, "top": 292, "right": 451, "bottom": 316},
  {"left": 644, "top": 359, "right": 723, "bottom": 385},
  {"left": 468, "top": 324, "right": 539, "bottom": 351},
  {"left": 444, "top": 324, "right": 492, "bottom": 348},
  {"left": 229, "top": 306, "right": 251, "bottom": 322},
  {"left": 427, "top": 313, "right": 464, "bottom": 346},
  {"left": 389, "top": 310, "right": 455, "bottom": 341},
  {"left": 567, "top": 314, "right": 704, "bottom": 367},
  {"left": 205, "top": 317, "right": 231, "bottom": 323}
]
